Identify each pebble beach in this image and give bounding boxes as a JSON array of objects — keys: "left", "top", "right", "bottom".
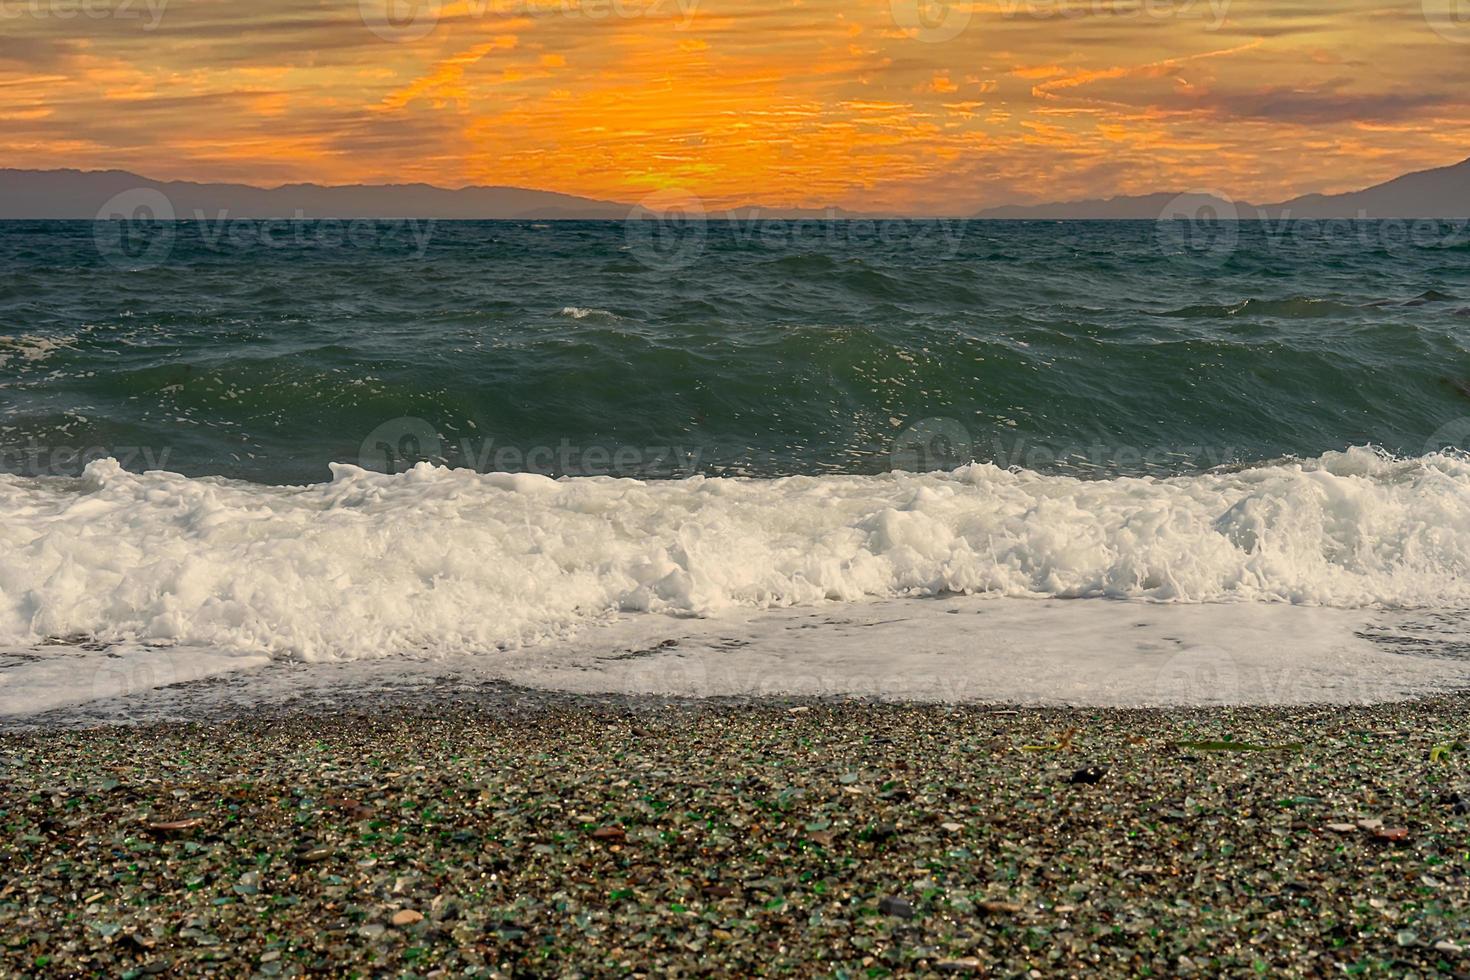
[{"left": 3, "top": 691, "right": 1470, "bottom": 977}]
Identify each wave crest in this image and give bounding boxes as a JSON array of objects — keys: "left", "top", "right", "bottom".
[{"left": 3, "top": 447, "right": 1469, "bottom": 660}]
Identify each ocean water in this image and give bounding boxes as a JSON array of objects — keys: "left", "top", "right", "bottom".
[{"left": 4, "top": 217, "right": 1470, "bottom": 718}]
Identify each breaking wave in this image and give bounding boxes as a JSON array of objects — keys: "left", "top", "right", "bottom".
[{"left": 2, "top": 447, "right": 1469, "bottom": 661}]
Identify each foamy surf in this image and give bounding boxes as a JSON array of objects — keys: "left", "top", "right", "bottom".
[
  {"left": 3, "top": 446, "right": 1470, "bottom": 659},
  {"left": 3, "top": 446, "right": 1470, "bottom": 720}
]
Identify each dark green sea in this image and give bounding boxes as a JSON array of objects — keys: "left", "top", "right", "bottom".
[{"left": 5, "top": 218, "right": 1470, "bottom": 482}]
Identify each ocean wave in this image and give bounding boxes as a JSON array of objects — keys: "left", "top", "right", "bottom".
[
  {"left": 558, "top": 306, "right": 618, "bottom": 319},
  {"left": 1160, "top": 297, "right": 1363, "bottom": 319},
  {"left": 2, "top": 447, "right": 1469, "bottom": 661}
]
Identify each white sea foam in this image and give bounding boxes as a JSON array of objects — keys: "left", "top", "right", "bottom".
[
  {"left": 558, "top": 306, "right": 616, "bottom": 319},
  {"left": 0, "top": 333, "right": 75, "bottom": 369},
  {"left": 2, "top": 447, "right": 1470, "bottom": 666}
]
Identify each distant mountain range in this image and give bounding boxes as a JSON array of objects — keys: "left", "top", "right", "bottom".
[
  {"left": 975, "top": 156, "right": 1470, "bottom": 219},
  {"left": 0, "top": 169, "right": 874, "bottom": 220},
  {"left": 3, "top": 158, "right": 1469, "bottom": 219}
]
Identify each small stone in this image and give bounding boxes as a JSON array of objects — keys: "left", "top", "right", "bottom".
[
  {"left": 357, "top": 923, "right": 386, "bottom": 940},
  {"left": 325, "top": 795, "right": 375, "bottom": 819},
  {"left": 941, "top": 822, "right": 964, "bottom": 833},
  {"left": 1067, "top": 766, "right": 1107, "bottom": 785},
  {"left": 936, "top": 957, "right": 981, "bottom": 973},
  {"left": 1373, "top": 826, "right": 1410, "bottom": 842},
  {"left": 788, "top": 706, "right": 810, "bottom": 715},
  {"left": 1325, "top": 823, "right": 1356, "bottom": 833},
  {"left": 296, "top": 846, "right": 333, "bottom": 863},
  {"left": 879, "top": 896, "right": 914, "bottom": 918},
  {"left": 1435, "top": 940, "right": 1464, "bottom": 954},
  {"left": 1397, "top": 929, "right": 1418, "bottom": 947},
  {"left": 391, "top": 909, "right": 424, "bottom": 927},
  {"left": 868, "top": 822, "right": 899, "bottom": 841},
  {"left": 591, "top": 825, "right": 626, "bottom": 842},
  {"left": 260, "top": 950, "right": 281, "bottom": 963},
  {"left": 1356, "top": 818, "right": 1384, "bottom": 831},
  {"left": 978, "top": 900, "right": 1023, "bottom": 915}
]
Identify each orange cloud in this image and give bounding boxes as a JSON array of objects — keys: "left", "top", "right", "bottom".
[{"left": 0, "top": 0, "right": 1466, "bottom": 213}]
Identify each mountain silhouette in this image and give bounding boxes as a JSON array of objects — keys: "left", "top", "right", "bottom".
[
  {"left": 0, "top": 169, "right": 880, "bottom": 221},
  {"left": 4, "top": 159, "right": 1469, "bottom": 219},
  {"left": 974, "top": 157, "right": 1470, "bottom": 219},
  {"left": 0, "top": 169, "right": 633, "bottom": 220}
]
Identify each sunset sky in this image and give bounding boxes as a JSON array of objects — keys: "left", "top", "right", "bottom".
[{"left": 6, "top": 0, "right": 1470, "bottom": 213}]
